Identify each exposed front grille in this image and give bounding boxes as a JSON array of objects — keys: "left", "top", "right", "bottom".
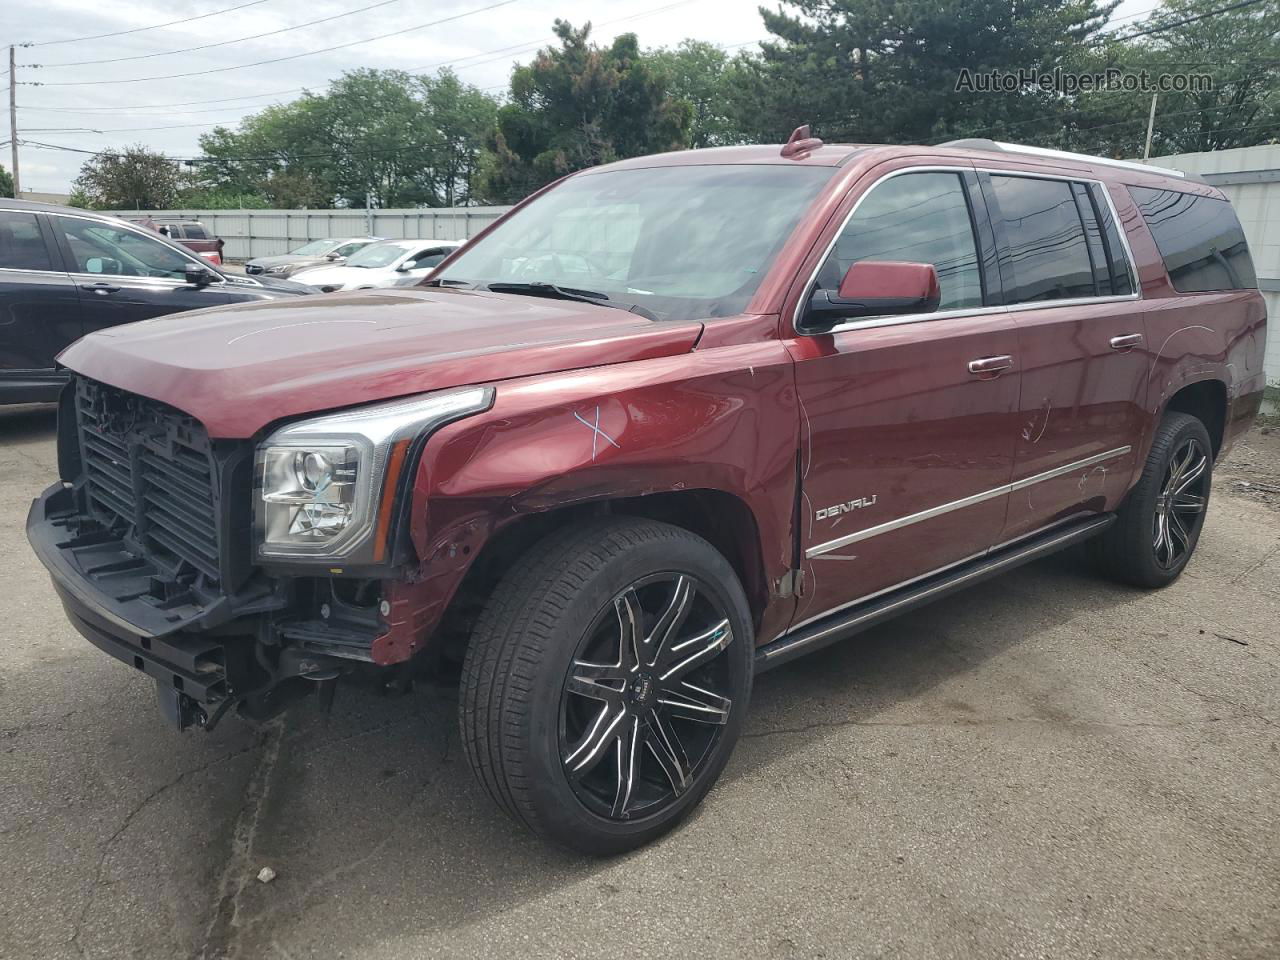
[
  {"left": 244, "top": 263, "right": 263, "bottom": 274},
  {"left": 76, "top": 379, "right": 222, "bottom": 585}
]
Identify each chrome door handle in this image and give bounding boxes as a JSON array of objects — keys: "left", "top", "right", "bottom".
[
  {"left": 80, "top": 283, "right": 121, "bottom": 295},
  {"left": 968, "top": 355, "right": 1015, "bottom": 376},
  {"left": 1110, "top": 333, "right": 1143, "bottom": 351}
]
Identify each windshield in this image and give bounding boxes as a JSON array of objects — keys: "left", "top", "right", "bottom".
[
  {"left": 291, "top": 239, "right": 338, "bottom": 256},
  {"left": 437, "top": 164, "right": 835, "bottom": 321},
  {"left": 345, "top": 241, "right": 413, "bottom": 269}
]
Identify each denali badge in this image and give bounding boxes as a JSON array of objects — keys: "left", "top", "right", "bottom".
[{"left": 815, "top": 495, "right": 878, "bottom": 521}]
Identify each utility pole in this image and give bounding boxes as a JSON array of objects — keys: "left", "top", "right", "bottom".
[
  {"left": 8, "top": 45, "right": 19, "bottom": 196},
  {"left": 1142, "top": 92, "right": 1158, "bottom": 161}
]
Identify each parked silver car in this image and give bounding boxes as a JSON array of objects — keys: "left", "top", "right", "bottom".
[
  {"left": 299, "top": 239, "right": 462, "bottom": 291},
  {"left": 245, "top": 237, "right": 382, "bottom": 277}
]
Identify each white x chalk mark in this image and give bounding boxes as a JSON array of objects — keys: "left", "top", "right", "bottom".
[{"left": 573, "top": 406, "right": 620, "bottom": 460}]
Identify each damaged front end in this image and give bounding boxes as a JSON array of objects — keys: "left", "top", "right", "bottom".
[{"left": 26, "top": 377, "right": 490, "bottom": 731}]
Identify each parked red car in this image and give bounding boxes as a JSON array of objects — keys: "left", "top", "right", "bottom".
[
  {"left": 128, "top": 217, "right": 225, "bottom": 265},
  {"left": 28, "top": 131, "right": 1267, "bottom": 853}
]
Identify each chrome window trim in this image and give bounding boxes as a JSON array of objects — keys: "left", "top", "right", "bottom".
[
  {"left": 805, "top": 445, "right": 1131, "bottom": 559},
  {"left": 792, "top": 164, "right": 1141, "bottom": 337},
  {"left": 0, "top": 266, "right": 71, "bottom": 278}
]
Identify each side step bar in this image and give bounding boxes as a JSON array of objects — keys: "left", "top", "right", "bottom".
[{"left": 755, "top": 514, "right": 1115, "bottom": 672}]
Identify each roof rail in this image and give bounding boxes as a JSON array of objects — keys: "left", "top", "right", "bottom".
[{"left": 939, "top": 138, "right": 1200, "bottom": 182}]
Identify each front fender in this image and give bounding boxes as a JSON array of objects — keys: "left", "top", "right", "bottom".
[{"left": 379, "top": 341, "right": 800, "bottom": 662}]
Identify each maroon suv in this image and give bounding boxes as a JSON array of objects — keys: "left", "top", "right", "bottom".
[{"left": 27, "top": 132, "right": 1267, "bottom": 853}]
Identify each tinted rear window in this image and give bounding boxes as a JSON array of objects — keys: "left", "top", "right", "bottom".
[
  {"left": 1130, "top": 186, "right": 1257, "bottom": 292},
  {"left": 0, "top": 211, "right": 53, "bottom": 271}
]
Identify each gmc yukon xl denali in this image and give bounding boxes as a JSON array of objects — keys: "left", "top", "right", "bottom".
[{"left": 27, "top": 131, "right": 1267, "bottom": 853}]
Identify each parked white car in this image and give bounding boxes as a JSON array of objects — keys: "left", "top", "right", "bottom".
[{"left": 297, "top": 239, "right": 463, "bottom": 292}]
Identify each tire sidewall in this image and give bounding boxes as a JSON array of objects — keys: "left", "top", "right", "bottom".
[
  {"left": 521, "top": 528, "right": 754, "bottom": 853},
  {"left": 1129, "top": 414, "right": 1214, "bottom": 585}
]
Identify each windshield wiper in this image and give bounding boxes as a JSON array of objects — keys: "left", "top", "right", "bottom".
[{"left": 485, "top": 281, "right": 657, "bottom": 320}]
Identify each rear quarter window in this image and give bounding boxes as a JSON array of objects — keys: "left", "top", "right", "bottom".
[{"left": 1129, "top": 186, "right": 1257, "bottom": 293}]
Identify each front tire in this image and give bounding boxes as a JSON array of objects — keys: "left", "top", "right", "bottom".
[
  {"left": 1090, "top": 412, "right": 1213, "bottom": 588},
  {"left": 459, "top": 517, "right": 754, "bottom": 854}
]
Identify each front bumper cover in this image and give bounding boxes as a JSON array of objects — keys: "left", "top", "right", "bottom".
[{"left": 27, "top": 483, "right": 254, "bottom": 719}]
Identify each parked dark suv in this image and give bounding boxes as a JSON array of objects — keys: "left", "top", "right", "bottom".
[
  {"left": 26, "top": 134, "right": 1267, "bottom": 854},
  {"left": 0, "top": 199, "right": 311, "bottom": 404}
]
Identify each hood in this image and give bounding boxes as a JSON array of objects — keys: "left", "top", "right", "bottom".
[
  {"left": 242, "top": 273, "right": 314, "bottom": 295},
  {"left": 245, "top": 254, "right": 298, "bottom": 268},
  {"left": 246, "top": 254, "right": 323, "bottom": 269},
  {"left": 294, "top": 264, "right": 383, "bottom": 287},
  {"left": 57, "top": 287, "right": 704, "bottom": 438}
]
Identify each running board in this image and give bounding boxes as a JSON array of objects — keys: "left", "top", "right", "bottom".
[{"left": 755, "top": 514, "right": 1115, "bottom": 672}]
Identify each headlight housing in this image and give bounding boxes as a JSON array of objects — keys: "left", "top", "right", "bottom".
[{"left": 254, "top": 386, "right": 493, "bottom": 564}]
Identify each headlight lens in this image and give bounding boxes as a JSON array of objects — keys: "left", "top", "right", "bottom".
[
  {"left": 266, "top": 264, "right": 287, "bottom": 274},
  {"left": 254, "top": 387, "right": 493, "bottom": 563}
]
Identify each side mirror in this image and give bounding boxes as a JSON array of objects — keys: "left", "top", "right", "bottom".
[
  {"left": 85, "top": 257, "right": 122, "bottom": 275},
  {"left": 325, "top": 252, "right": 341, "bottom": 261},
  {"left": 184, "top": 262, "right": 214, "bottom": 288},
  {"left": 395, "top": 261, "right": 414, "bottom": 273},
  {"left": 804, "top": 261, "right": 941, "bottom": 331}
]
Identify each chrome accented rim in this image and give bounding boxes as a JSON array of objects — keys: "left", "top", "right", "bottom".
[
  {"left": 559, "top": 573, "right": 734, "bottom": 822},
  {"left": 1153, "top": 438, "right": 1208, "bottom": 569}
]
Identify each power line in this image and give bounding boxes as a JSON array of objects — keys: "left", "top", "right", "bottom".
[
  {"left": 18, "top": 0, "right": 704, "bottom": 105},
  {"left": 24, "top": 0, "right": 520, "bottom": 86},
  {"left": 33, "top": 0, "right": 409, "bottom": 68},
  {"left": 23, "top": 0, "right": 275, "bottom": 46},
  {"left": 1094, "top": 0, "right": 1270, "bottom": 44}
]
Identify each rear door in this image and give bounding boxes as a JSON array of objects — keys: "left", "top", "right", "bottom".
[
  {"left": 50, "top": 214, "right": 232, "bottom": 333},
  {"left": 978, "top": 171, "right": 1148, "bottom": 545},
  {"left": 787, "top": 164, "right": 1022, "bottom": 627},
  {"left": 0, "top": 209, "right": 81, "bottom": 397}
]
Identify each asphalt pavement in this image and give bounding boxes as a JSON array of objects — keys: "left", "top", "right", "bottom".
[{"left": 2, "top": 401, "right": 1277, "bottom": 960}]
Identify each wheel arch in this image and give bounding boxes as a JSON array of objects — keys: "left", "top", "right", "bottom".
[
  {"left": 433, "top": 488, "right": 772, "bottom": 665},
  {"left": 1161, "top": 378, "right": 1227, "bottom": 458}
]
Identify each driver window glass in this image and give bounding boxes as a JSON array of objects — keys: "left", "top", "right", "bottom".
[
  {"left": 818, "top": 172, "right": 983, "bottom": 310},
  {"left": 58, "top": 218, "right": 194, "bottom": 279},
  {"left": 0, "top": 211, "right": 53, "bottom": 271},
  {"left": 335, "top": 242, "right": 363, "bottom": 256}
]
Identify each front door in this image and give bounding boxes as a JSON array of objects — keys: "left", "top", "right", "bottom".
[
  {"left": 787, "top": 166, "right": 1022, "bottom": 629},
  {"left": 50, "top": 215, "right": 231, "bottom": 334},
  {"left": 0, "top": 210, "right": 81, "bottom": 399}
]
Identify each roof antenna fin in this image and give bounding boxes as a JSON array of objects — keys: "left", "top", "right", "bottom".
[{"left": 781, "top": 124, "right": 823, "bottom": 159}]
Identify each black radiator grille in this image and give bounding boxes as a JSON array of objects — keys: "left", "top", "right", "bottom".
[{"left": 75, "top": 379, "right": 222, "bottom": 584}]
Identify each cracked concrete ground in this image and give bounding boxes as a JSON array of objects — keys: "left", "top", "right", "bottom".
[{"left": 1, "top": 402, "right": 1277, "bottom": 960}]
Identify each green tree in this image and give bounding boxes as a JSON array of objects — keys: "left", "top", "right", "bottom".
[
  {"left": 479, "top": 20, "right": 692, "bottom": 203},
  {"left": 0, "top": 163, "right": 12, "bottom": 199},
  {"left": 71, "top": 145, "right": 180, "bottom": 210},
  {"left": 193, "top": 69, "right": 500, "bottom": 208},
  {"left": 649, "top": 40, "right": 752, "bottom": 148},
  {"left": 1069, "top": 0, "right": 1280, "bottom": 157},
  {"left": 748, "top": 0, "right": 1119, "bottom": 145}
]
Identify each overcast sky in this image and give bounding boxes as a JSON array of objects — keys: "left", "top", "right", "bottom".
[{"left": 5, "top": 0, "right": 1149, "bottom": 193}]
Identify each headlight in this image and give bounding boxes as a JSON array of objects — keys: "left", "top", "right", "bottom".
[
  {"left": 254, "top": 386, "right": 493, "bottom": 563},
  {"left": 266, "top": 264, "right": 287, "bottom": 275}
]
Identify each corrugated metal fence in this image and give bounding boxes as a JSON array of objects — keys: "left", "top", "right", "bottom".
[{"left": 107, "top": 206, "right": 513, "bottom": 260}]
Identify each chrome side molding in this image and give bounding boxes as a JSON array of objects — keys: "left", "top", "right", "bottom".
[{"left": 807, "top": 446, "right": 1130, "bottom": 558}]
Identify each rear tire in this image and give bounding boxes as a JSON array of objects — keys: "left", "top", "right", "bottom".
[
  {"left": 1090, "top": 412, "right": 1213, "bottom": 588},
  {"left": 459, "top": 516, "right": 754, "bottom": 854}
]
